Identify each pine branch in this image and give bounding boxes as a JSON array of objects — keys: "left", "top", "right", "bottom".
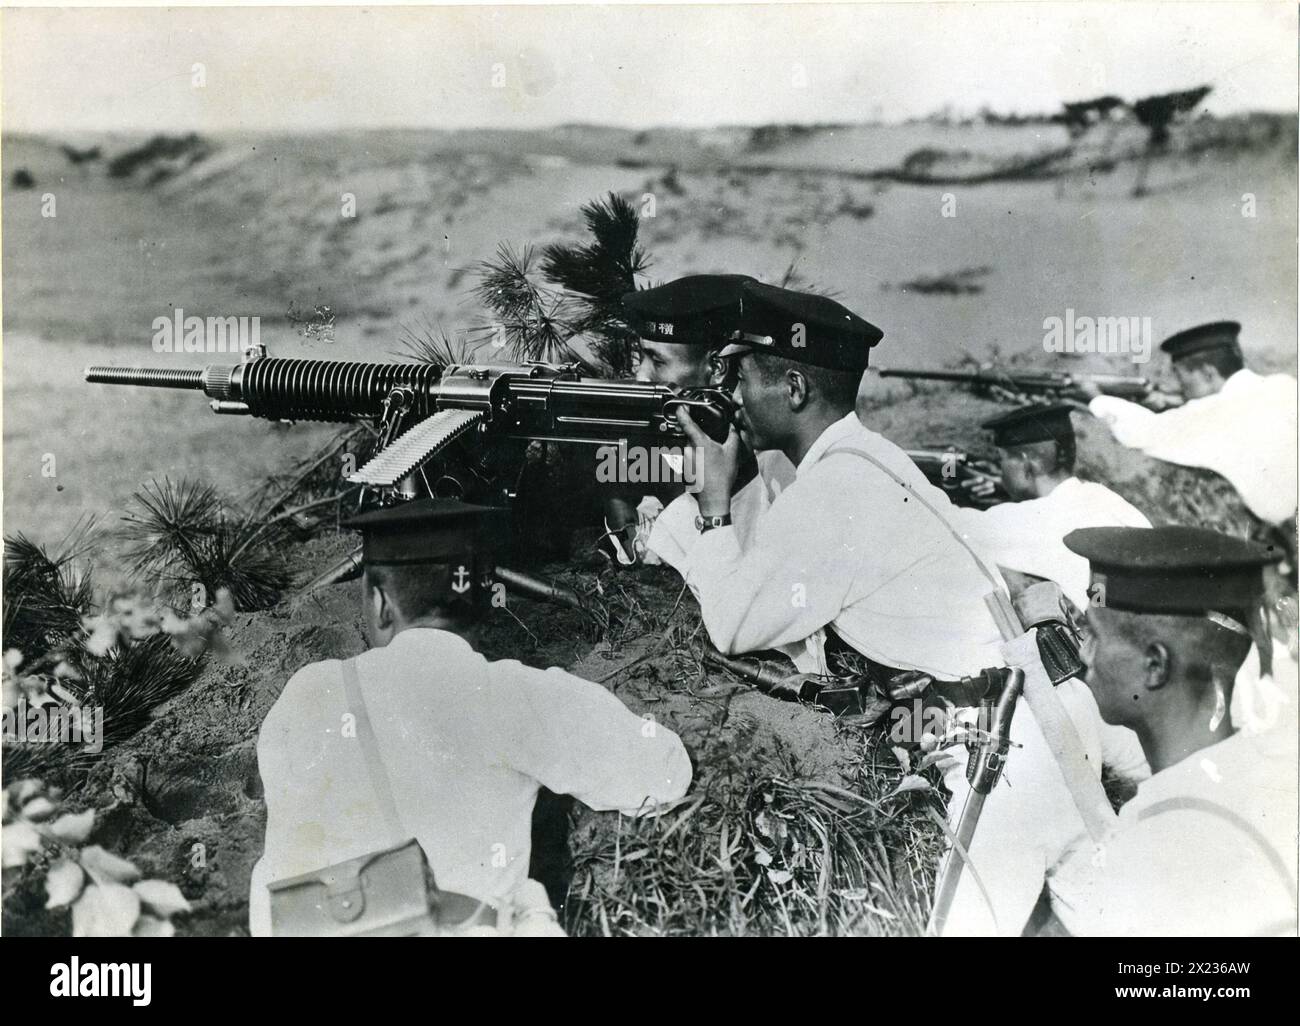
[
  {"left": 118, "top": 479, "right": 290, "bottom": 611},
  {"left": 2, "top": 524, "right": 98, "bottom": 658},
  {"left": 539, "top": 192, "right": 651, "bottom": 376}
]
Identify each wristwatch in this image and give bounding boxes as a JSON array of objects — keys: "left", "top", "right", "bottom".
[{"left": 694, "top": 512, "right": 733, "bottom": 533}]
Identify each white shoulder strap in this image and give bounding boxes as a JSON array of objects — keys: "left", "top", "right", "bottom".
[
  {"left": 340, "top": 658, "right": 406, "bottom": 846},
  {"left": 821, "top": 445, "right": 1002, "bottom": 589}
]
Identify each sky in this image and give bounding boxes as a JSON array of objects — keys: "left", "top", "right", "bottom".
[{"left": 1, "top": 2, "right": 1295, "bottom": 133}]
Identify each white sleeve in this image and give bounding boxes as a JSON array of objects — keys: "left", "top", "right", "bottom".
[
  {"left": 645, "top": 490, "right": 699, "bottom": 577},
  {"left": 501, "top": 663, "right": 693, "bottom": 816},
  {"left": 1088, "top": 395, "right": 1162, "bottom": 449},
  {"left": 1099, "top": 724, "right": 1151, "bottom": 784},
  {"left": 646, "top": 466, "right": 774, "bottom": 579},
  {"left": 681, "top": 465, "right": 878, "bottom": 656}
]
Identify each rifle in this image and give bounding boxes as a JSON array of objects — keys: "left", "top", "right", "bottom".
[
  {"left": 904, "top": 447, "right": 1008, "bottom": 509},
  {"left": 85, "top": 345, "right": 734, "bottom": 500},
  {"left": 879, "top": 366, "right": 1176, "bottom": 405}
]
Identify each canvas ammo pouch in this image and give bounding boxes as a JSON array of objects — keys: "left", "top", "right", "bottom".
[{"left": 268, "top": 658, "right": 497, "bottom": 936}]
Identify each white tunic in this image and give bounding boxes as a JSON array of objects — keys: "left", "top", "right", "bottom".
[
  {"left": 1048, "top": 726, "right": 1299, "bottom": 936},
  {"left": 649, "top": 418, "right": 1137, "bottom": 935},
  {"left": 951, "top": 477, "right": 1152, "bottom": 613},
  {"left": 648, "top": 413, "right": 1006, "bottom": 679},
  {"left": 949, "top": 477, "right": 1154, "bottom": 785},
  {"left": 248, "top": 628, "right": 692, "bottom": 936},
  {"left": 1089, "top": 369, "right": 1298, "bottom": 525}
]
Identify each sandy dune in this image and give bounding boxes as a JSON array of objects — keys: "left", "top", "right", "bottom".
[{"left": 3, "top": 119, "right": 1296, "bottom": 543}]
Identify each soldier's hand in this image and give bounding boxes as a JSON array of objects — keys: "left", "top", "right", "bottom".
[
  {"left": 1071, "top": 379, "right": 1103, "bottom": 401},
  {"left": 1142, "top": 390, "right": 1182, "bottom": 411},
  {"left": 678, "top": 406, "right": 742, "bottom": 516}
]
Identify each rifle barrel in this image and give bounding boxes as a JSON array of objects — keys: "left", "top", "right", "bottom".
[{"left": 879, "top": 368, "right": 979, "bottom": 383}]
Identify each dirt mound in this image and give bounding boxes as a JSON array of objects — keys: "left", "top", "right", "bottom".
[{"left": 4, "top": 521, "right": 886, "bottom": 935}]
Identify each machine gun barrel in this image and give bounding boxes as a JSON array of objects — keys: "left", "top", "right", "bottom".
[
  {"left": 84, "top": 366, "right": 207, "bottom": 390},
  {"left": 86, "top": 357, "right": 730, "bottom": 439},
  {"left": 86, "top": 358, "right": 444, "bottom": 422}
]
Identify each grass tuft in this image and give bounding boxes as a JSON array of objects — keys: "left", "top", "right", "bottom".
[
  {"left": 565, "top": 729, "right": 946, "bottom": 936},
  {"left": 119, "top": 478, "right": 291, "bottom": 612}
]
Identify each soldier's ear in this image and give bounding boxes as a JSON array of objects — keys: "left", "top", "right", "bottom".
[
  {"left": 370, "top": 582, "right": 395, "bottom": 630},
  {"left": 1142, "top": 641, "right": 1172, "bottom": 691},
  {"left": 786, "top": 368, "right": 810, "bottom": 410}
]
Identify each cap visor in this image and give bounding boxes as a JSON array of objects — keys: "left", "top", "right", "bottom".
[{"left": 717, "top": 342, "right": 753, "bottom": 359}]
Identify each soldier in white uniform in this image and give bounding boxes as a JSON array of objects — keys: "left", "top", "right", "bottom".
[
  {"left": 951, "top": 403, "right": 1153, "bottom": 784},
  {"left": 602, "top": 274, "right": 761, "bottom": 565},
  {"left": 1041, "top": 526, "right": 1297, "bottom": 936},
  {"left": 248, "top": 499, "right": 692, "bottom": 936},
  {"left": 1083, "top": 321, "right": 1298, "bottom": 527},
  {"left": 654, "top": 280, "right": 1111, "bottom": 936},
  {"left": 953, "top": 404, "right": 1152, "bottom": 611}
]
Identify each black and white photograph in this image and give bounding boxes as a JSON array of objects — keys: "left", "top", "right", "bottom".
[{"left": 0, "top": 0, "right": 1296, "bottom": 967}]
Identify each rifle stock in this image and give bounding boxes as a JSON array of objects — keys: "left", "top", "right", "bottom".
[{"left": 905, "top": 447, "right": 1008, "bottom": 509}]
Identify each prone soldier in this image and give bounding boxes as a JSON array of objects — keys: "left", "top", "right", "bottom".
[
  {"left": 650, "top": 278, "right": 1115, "bottom": 935},
  {"left": 949, "top": 403, "right": 1153, "bottom": 783},
  {"left": 602, "top": 274, "right": 787, "bottom": 563},
  {"left": 1082, "top": 320, "right": 1298, "bottom": 528}
]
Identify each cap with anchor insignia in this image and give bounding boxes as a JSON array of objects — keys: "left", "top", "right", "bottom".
[
  {"left": 981, "top": 403, "right": 1075, "bottom": 448},
  {"left": 621, "top": 274, "right": 758, "bottom": 345},
  {"left": 342, "top": 498, "right": 508, "bottom": 567},
  {"left": 1159, "top": 320, "right": 1242, "bottom": 363},
  {"left": 717, "top": 281, "right": 883, "bottom": 371},
  {"left": 1063, "top": 525, "right": 1279, "bottom": 617}
]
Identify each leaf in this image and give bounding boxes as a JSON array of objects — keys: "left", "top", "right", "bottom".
[
  {"left": 134, "top": 878, "right": 191, "bottom": 916},
  {"left": 2, "top": 821, "right": 44, "bottom": 867},
  {"left": 133, "top": 914, "right": 176, "bottom": 938},
  {"left": 45, "top": 858, "right": 86, "bottom": 908},
  {"left": 887, "top": 775, "right": 932, "bottom": 799},
  {"left": 72, "top": 883, "right": 142, "bottom": 937},
  {"left": 82, "top": 616, "right": 119, "bottom": 657},
  {"left": 753, "top": 847, "right": 773, "bottom": 867},
  {"left": 21, "top": 796, "right": 58, "bottom": 822},
  {"left": 79, "top": 845, "right": 142, "bottom": 885},
  {"left": 48, "top": 809, "right": 95, "bottom": 845},
  {"left": 13, "top": 778, "right": 43, "bottom": 804},
  {"left": 766, "top": 869, "right": 793, "bottom": 886},
  {"left": 213, "top": 588, "right": 236, "bottom": 623},
  {"left": 890, "top": 745, "right": 912, "bottom": 775},
  {"left": 918, "top": 751, "right": 958, "bottom": 772}
]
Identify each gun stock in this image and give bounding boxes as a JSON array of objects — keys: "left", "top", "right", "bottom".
[{"left": 904, "top": 447, "right": 1008, "bottom": 509}]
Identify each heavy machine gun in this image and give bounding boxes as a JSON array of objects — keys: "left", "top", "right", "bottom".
[{"left": 86, "top": 345, "right": 734, "bottom": 501}]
